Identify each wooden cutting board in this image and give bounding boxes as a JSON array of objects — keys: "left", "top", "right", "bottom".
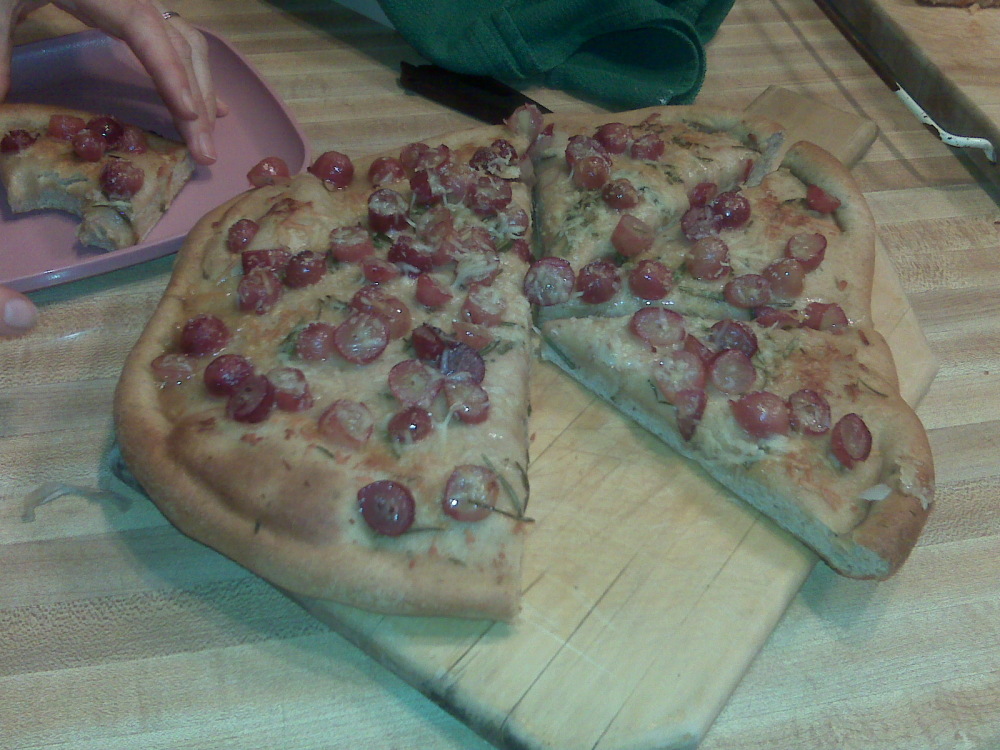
[
  {"left": 294, "top": 88, "right": 938, "bottom": 750},
  {"left": 829, "top": 0, "right": 1000, "bottom": 168}
]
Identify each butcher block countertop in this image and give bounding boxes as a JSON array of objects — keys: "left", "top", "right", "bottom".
[{"left": 3, "top": 1, "right": 1000, "bottom": 749}]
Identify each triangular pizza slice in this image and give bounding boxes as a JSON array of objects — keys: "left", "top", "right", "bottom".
[
  {"left": 528, "top": 119, "right": 933, "bottom": 579},
  {"left": 0, "top": 103, "right": 194, "bottom": 249}
]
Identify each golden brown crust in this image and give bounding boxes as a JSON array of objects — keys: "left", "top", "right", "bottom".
[
  {"left": 781, "top": 141, "right": 877, "bottom": 325},
  {"left": 0, "top": 102, "right": 193, "bottom": 249}
]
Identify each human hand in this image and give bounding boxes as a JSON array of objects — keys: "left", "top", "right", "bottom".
[
  {"left": 0, "top": 0, "right": 225, "bottom": 165},
  {"left": 0, "top": 284, "right": 37, "bottom": 336}
]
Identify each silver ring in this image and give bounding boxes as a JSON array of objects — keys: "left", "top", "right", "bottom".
[{"left": 162, "top": 10, "right": 180, "bottom": 20}]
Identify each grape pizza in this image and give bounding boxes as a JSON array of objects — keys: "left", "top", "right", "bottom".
[
  {"left": 0, "top": 103, "right": 194, "bottom": 250},
  {"left": 114, "top": 105, "right": 934, "bottom": 620}
]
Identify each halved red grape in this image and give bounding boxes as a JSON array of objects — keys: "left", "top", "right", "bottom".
[
  {"left": 593, "top": 122, "right": 632, "bottom": 154},
  {"left": 179, "top": 314, "right": 229, "bottom": 356},
  {"left": 99, "top": 160, "right": 144, "bottom": 199},
  {"left": 602, "top": 177, "right": 640, "bottom": 209},
  {"left": 1, "top": 129, "right": 37, "bottom": 154},
  {"left": 237, "top": 267, "right": 282, "bottom": 314},
  {"left": 367, "top": 188, "right": 409, "bottom": 234},
  {"left": 523, "top": 257, "right": 575, "bottom": 306},
  {"left": 334, "top": 312, "right": 389, "bottom": 364},
  {"left": 803, "top": 302, "right": 849, "bottom": 334},
  {"left": 565, "top": 135, "right": 610, "bottom": 168},
  {"left": 629, "top": 132, "right": 665, "bottom": 161},
  {"left": 831, "top": 413, "right": 872, "bottom": 468},
  {"left": 388, "top": 359, "right": 444, "bottom": 407},
  {"left": 150, "top": 353, "right": 195, "bottom": 384},
  {"left": 358, "top": 480, "right": 415, "bottom": 536},
  {"left": 318, "top": 399, "right": 373, "bottom": 448},
  {"left": 308, "top": 150, "right": 354, "bottom": 188},
  {"left": 730, "top": 391, "right": 791, "bottom": 439},
  {"left": 708, "top": 319, "right": 758, "bottom": 358},
  {"left": 576, "top": 260, "right": 621, "bottom": 304},
  {"left": 653, "top": 350, "right": 705, "bottom": 403},
  {"left": 368, "top": 156, "right": 406, "bottom": 186},
  {"left": 628, "top": 259, "right": 673, "bottom": 300},
  {"left": 762, "top": 258, "right": 806, "bottom": 302},
  {"left": 415, "top": 273, "right": 453, "bottom": 309},
  {"left": 284, "top": 250, "right": 327, "bottom": 288},
  {"left": 388, "top": 234, "right": 436, "bottom": 274},
  {"left": 350, "top": 286, "right": 411, "bottom": 340},
  {"left": 439, "top": 342, "right": 486, "bottom": 383},
  {"left": 785, "top": 232, "right": 827, "bottom": 272},
  {"left": 114, "top": 124, "right": 148, "bottom": 154},
  {"left": 204, "top": 353, "right": 254, "bottom": 396},
  {"left": 442, "top": 465, "right": 499, "bottom": 522},
  {"left": 710, "top": 190, "right": 751, "bottom": 229},
  {"left": 708, "top": 349, "right": 757, "bottom": 395},
  {"left": 225, "top": 374, "right": 276, "bottom": 423},
  {"left": 806, "top": 184, "right": 841, "bottom": 213},
  {"left": 267, "top": 366, "right": 313, "bottom": 411},
  {"left": 675, "top": 388, "right": 707, "bottom": 441},
  {"left": 86, "top": 115, "right": 124, "bottom": 145},
  {"left": 462, "top": 285, "right": 506, "bottom": 326},
  {"left": 629, "top": 307, "right": 685, "bottom": 349},
  {"left": 571, "top": 155, "right": 610, "bottom": 190},
  {"left": 465, "top": 174, "right": 512, "bottom": 217},
  {"left": 226, "top": 218, "right": 260, "bottom": 253},
  {"left": 612, "top": 214, "right": 654, "bottom": 257},
  {"left": 411, "top": 324, "right": 451, "bottom": 363},
  {"left": 47, "top": 115, "right": 85, "bottom": 141},
  {"left": 247, "top": 156, "right": 290, "bottom": 187},
  {"left": 688, "top": 181, "right": 717, "bottom": 208},
  {"left": 387, "top": 405, "right": 434, "bottom": 444},
  {"left": 681, "top": 204, "right": 722, "bottom": 241},
  {"left": 360, "top": 257, "right": 401, "bottom": 283},
  {"left": 71, "top": 129, "right": 105, "bottom": 161},
  {"left": 295, "top": 321, "right": 338, "bottom": 360},
  {"left": 444, "top": 378, "right": 490, "bottom": 424},
  {"left": 469, "top": 138, "right": 518, "bottom": 175},
  {"left": 788, "top": 388, "right": 832, "bottom": 435},
  {"left": 723, "top": 274, "right": 772, "bottom": 309},
  {"left": 685, "top": 236, "right": 731, "bottom": 281},
  {"left": 241, "top": 247, "right": 291, "bottom": 275}
]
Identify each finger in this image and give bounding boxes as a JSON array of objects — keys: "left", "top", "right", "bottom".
[
  {"left": 0, "top": 286, "right": 38, "bottom": 336},
  {"left": 156, "top": 15, "right": 217, "bottom": 163},
  {"left": 57, "top": 1, "right": 215, "bottom": 160}
]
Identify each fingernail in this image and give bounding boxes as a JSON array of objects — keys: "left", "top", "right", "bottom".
[
  {"left": 198, "top": 133, "right": 217, "bottom": 162},
  {"left": 4, "top": 297, "right": 37, "bottom": 331}
]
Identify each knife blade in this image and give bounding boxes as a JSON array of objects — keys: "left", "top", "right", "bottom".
[
  {"left": 399, "top": 61, "right": 551, "bottom": 125},
  {"left": 812, "top": 0, "right": 996, "bottom": 163}
]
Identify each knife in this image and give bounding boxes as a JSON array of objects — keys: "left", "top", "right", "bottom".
[
  {"left": 399, "top": 61, "right": 551, "bottom": 124},
  {"left": 812, "top": 0, "right": 996, "bottom": 163}
]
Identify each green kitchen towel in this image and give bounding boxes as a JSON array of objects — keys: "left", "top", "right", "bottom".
[{"left": 376, "top": 0, "right": 735, "bottom": 108}]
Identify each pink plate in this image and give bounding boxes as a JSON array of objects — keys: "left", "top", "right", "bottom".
[{"left": 1, "top": 29, "right": 309, "bottom": 292}]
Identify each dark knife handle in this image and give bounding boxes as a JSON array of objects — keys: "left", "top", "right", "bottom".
[{"left": 399, "top": 61, "right": 551, "bottom": 125}]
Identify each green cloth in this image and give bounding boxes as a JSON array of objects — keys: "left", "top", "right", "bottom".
[{"left": 376, "top": 0, "right": 735, "bottom": 109}]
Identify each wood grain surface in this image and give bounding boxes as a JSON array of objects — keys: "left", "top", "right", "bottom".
[{"left": 2, "top": 1, "right": 999, "bottom": 749}]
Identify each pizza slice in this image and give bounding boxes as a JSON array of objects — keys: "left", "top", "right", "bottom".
[
  {"left": 538, "top": 314, "right": 933, "bottom": 578},
  {"left": 0, "top": 103, "right": 194, "bottom": 250},
  {"left": 114, "top": 119, "right": 538, "bottom": 619},
  {"left": 528, "top": 118, "right": 934, "bottom": 579}
]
